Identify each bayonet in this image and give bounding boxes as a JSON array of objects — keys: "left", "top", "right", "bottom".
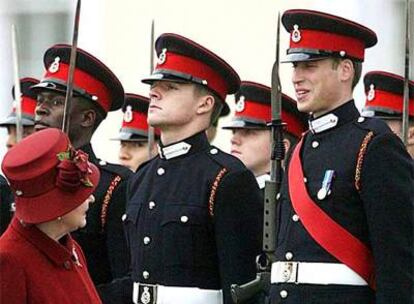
[
  {"left": 11, "top": 24, "right": 23, "bottom": 143},
  {"left": 402, "top": 0, "right": 411, "bottom": 145},
  {"left": 148, "top": 19, "right": 156, "bottom": 158},
  {"left": 62, "top": 0, "right": 81, "bottom": 134},
  {"left": 231, "top": 13, "right": 286, "bottom": 303}
]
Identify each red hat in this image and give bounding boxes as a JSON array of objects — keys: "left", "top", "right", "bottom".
[
  {"left": 1, "top": 128, "right": 100, "bottom": 224},
  {"left": 0, "top": 78, "right": 39, "bottom": 127},
  {"left": 363, "top": 71, "right": 414, "bottom": 119},
  {"left": 142, "top": 33, "right": 241, "bottom": 116},
  {"left": 32, "top": 44, "right": 124, "bottom": 116},
  {"left": 112, "top": 93, "right": 160, "bottom": 142},
  {"left": 222, "top": 81, "right": 307, "bottom": 138},
  {"left": 281, "top": 9, "right": 377, "bottom": 62}
]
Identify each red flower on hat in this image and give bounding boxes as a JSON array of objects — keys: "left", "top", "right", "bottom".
[{"left": 56, "top": 147, "right": 94, "bottom": 192}]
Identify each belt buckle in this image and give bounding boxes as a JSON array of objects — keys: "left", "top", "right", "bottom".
[
  {"left": 281, "top": 262, "right": 299, "bottom": 283},
  {"left": 133, "top": 282, "right": 157, "bottom": 304}
]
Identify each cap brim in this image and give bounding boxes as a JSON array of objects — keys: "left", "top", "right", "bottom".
[
  {"left": 0, "top": 116, "right": 35, "bottom": 127},
  {"left": 222, "top": 119, "right": 268, "bottom": 130},
  {"left": 281, "top": 53, "right": 331, "bottom": 63},
  {"left": 111, "top": 131, "right": 149, "bottom": 142},
  {"left": 15, "top": 162, "right": 100, "bottom": 224}
]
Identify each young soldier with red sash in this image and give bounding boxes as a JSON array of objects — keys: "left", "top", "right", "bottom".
[{"left": 269, "top": 10, "right": 414, "bottom": 303}]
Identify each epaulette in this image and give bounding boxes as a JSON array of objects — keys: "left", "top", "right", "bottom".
[
  {"left": 353, "top": 116, "right": 392, "bottom": 136},
  {"left": 206, "top": 146, "right": 247, "bottom": 173},
  {"left": 96, "top": 159, "right": 132, "bottom": 180}
]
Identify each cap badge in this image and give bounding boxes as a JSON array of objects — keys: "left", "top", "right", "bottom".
[
  {"left": 124, "top": 105, "right": 133, "bottom": 123},
  {"left": 235, "top": 96, "right": 245, "bottom": 113},
  {"left": 158, "top": 48, "right": 167, "bottom": 65},
  {"left": 48, "top": 57, "right": 61, "bottom": 73},
  {"left": 292, "top": 25, "right": 301, "bottom": 43},
  {"left": 367, "top": 84, "right": 375, "bottom": 101}
]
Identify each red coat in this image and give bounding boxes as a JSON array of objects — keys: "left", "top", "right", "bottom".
[{"left": 0, "top": 217, "right": 102, "bottom": 304}]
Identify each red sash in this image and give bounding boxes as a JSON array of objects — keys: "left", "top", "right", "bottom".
[{"left": 288, "top": 137, "right": 376, "bottom": 289}]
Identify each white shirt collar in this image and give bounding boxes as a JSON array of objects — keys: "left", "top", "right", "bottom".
[
  {"left": 308, "top": 113, "right": 339, "bottom": 134},
  {"left": 158, "top": 141, "right": 192, "bottom": 160},
  {"left": 256, "top": 173, "right": 271, "bottom": 189}
]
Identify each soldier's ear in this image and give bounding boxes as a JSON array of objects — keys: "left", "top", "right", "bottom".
[
  {"left": 283, "top": 138, "right": 291, "bottom": 155},
  {"left": 196, "top": 94, "right": 215, "bottom": 115},
  {"left": 339, "top": 59, "right": 354, "bottom": 83},
  {"left": 408, "top": 125, "right": 414, "bottom": 146},
  {"left": 80, "top": 109, "right": 96, "bottom": 128}
]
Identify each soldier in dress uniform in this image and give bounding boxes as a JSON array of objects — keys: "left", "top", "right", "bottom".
[
  {"left": 32, "top": 44, "right": 131, "bottom": 286},
  {"left": 362, "top": 71, "right": 414, "bottom": 158},
  {"left": 222, "top": 81, "right": 307, "bottom": 191},
  {"left": 0, "top": 78, "right": 39, "bottom": 235},
  {"left": 0, "top": 77, "right": 38, "bottom": 149},
  {"left": 113, "top": 93, "right": 159, "bottom": 172},
  {"left": 269, "top": 10, "right": 414, "bottom": 303},
  {"left": 125, "top": 33, "right": 262, "bottom": 304}
]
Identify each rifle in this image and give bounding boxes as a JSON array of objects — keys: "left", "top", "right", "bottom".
[
  {"left": 148, "top": 19, "right": 156, "bottom": 158},
  {"left": 11, "top": 24, "right": 23, "bottom": 143},
  {"left": 402, "top": 0, "right": 411, "bottom": 146},
  {"left": 62, "top": 0, "right": 81, "bottom": 134},
  {"left": 231, "top": 12, "right": 286, "bottom": 303}
]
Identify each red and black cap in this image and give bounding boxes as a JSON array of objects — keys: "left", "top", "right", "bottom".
[
  {"left": 112, "top": 93, "right": 160, "bottom": 142},
  {"left": 0, "top": 77, "right": 39, "bottom": 127},
  {"left": 363, "top": 71, "right": 414, "bottom": 119},
  {"left": 142, "top": 33, "right": 241, "bottom": 116},
  {"left": 281, "top": 9, "right": 377, "bottom": 62},
  {"left": 32, "top": 44, "right": 124, "bottom": 116},
  {"left": 222, "top": 81, "right": 307, "bottom": 138}
]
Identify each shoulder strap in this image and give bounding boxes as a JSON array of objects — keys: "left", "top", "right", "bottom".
[{"left": 288, "top": 138, "right": 376, "bottom": 289}]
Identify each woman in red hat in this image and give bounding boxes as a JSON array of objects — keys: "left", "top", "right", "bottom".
[{"left": 0, "top": 128, "right": 102, "bottom": 304}]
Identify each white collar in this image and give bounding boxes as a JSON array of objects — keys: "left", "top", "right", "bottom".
[
  {"left": 256, "top": 173, "right": 271, "bottom": 189},
  {"left": 308, "top": 113, "right": 339, "bottom": 134},
  {"left": 158, "top": 141, "right": 192, "bottom": 160}
]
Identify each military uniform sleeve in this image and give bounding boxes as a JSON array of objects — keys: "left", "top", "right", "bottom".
[
  {"left": 105, "top": 177, "right": 130, "bottom": 279},
  {"left": 0, "top": 253, "right": 27, "bottom": 304},
  {"left": 213, "top": 169, "right": 262, "bottom": 304},
  {"left": 360, "top": 132, "right": 414, "bottom": 303}
]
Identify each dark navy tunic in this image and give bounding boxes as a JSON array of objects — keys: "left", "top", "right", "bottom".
[
  {"left": 270, "top": 101, "right": 414, "bottom": 303},
  {"left": 126, "top": 132, "right": 262, "bottom": 304},
  {"left": 72, "top": 144, "right": 131, "bottom": 285}
]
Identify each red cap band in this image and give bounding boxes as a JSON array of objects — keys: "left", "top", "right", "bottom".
[
  {"left": 12, "top": 96, "right": 36, "bottom": 118},
  {"left": 283, "top": 111, "right": 306, "bottom": 138},
  {"left": 155, "top": 52, "right": 229, "bottom": 100},
  {"left": 43, "top": 62, "right": 112, "bottom": 112},
  {"left": 236, "top": 100, "right": 306, "bottom": 138},
  {"left": 366, "top": 89, "right": 414, "bottom": 116},
  {"left": 290, "top": 29, "right": 365, "bottom": 60},
  {"left": 236, "top": 100, "right": 270, "bottom": 122},
  {"left": 122, "top": 111, "right": 149, "bottom": 132}
]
